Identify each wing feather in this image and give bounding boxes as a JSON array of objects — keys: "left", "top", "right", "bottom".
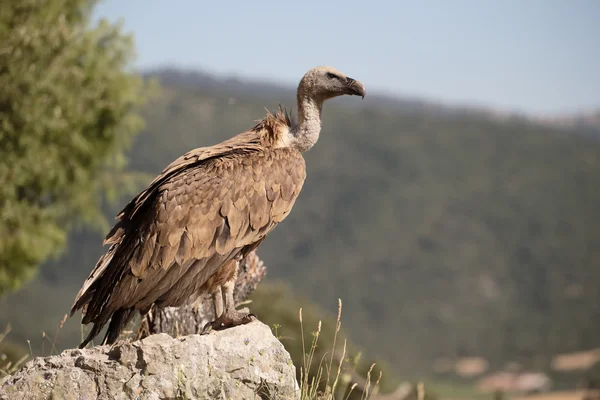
[{"left": 71, "top": 135, "right": 306, "bottom": 344}]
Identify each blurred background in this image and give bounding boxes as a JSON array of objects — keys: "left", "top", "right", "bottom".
[{"left": 1, "top": 0, "right": 599, "bottom": 398}]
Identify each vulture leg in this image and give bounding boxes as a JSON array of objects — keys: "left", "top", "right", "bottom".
[
  {"left": 211, "top": 286, "right": 224, "bottom": 318},
  {"left": 201, "top": 265, "right": 255, "bottom": 335}
]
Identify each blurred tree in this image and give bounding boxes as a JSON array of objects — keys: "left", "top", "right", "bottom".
[{"left": 0, "top": 0, "right": 148, "bottom": 294}]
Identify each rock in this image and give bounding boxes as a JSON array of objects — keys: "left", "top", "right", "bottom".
[{"left": 0, "top": 321, "right": 298, "bottom": 400}]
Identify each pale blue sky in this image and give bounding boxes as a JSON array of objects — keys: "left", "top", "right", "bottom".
[{"left": 93, "top": 0, "right": 600, "bottom": 115}]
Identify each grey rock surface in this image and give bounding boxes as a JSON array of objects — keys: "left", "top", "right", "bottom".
[{"left": 0, "top": 321, "right": 298, "bottom": 400}]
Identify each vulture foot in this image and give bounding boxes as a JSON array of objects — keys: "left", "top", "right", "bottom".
[{"left": 201, "top": 308, "right": 255, "bottom": 335}]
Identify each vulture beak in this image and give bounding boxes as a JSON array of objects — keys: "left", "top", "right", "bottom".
[{"left": 346, "top": 77, "right": 366, "bottom": 99}]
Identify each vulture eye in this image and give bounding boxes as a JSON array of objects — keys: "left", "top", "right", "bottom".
[{"left": 326, "top": 72, "right": 338, "bottom": 80}]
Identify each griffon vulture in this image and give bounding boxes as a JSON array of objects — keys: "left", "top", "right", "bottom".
[{"left": 71, "top": 66, "right": 366, "bottom": 348}]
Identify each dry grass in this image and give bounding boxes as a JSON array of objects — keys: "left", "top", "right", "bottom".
[
  {"left": 0, "top": 325, "right": 28, "bottom": 378},
  {"left": 298, "top": 299, "right": 381, "bottom": 400},
  {"left": 0, "top": 314, "right": 68, "bottom": 378}
]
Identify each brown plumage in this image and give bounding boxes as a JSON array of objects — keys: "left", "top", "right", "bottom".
[{"left": 71, "top": 66, "right": 365, "bottom": 348}]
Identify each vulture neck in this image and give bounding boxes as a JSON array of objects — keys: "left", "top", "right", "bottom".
[{"left": 290, "top": 91, "right": 323, "bottom": 153}]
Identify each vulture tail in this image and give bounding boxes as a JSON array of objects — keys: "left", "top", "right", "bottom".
[
  {"left": 102, "top": 308, "right": 137, "bottom": 346},
  {"left": 79, "top": 320, "right": 106, "bottom": 349},
  {"left": 78, "top": 308, "right": 135, "bottom": 349}
]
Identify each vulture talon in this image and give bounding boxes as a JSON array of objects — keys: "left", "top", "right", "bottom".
[
  {"left": 200, "top": 323, "right": 213, "bottom": 336},
  {"left": 200, "top": 309, "right": 255, "bottom": 335}
]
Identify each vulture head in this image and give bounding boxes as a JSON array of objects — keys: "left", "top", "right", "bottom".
[
  {"left": 288, "top": 65, "right": 365, "bottom": 152},
  {"left": 298, "top": 66, "right": 366, "bottom": 101}
]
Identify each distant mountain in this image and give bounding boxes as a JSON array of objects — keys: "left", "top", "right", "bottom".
[
  {"left": 143, "top": 67, "right": 518, "bottom": 119},
  {"left": 145, "top": 66, "right": 600, "bottom": 140},
  {"left": 3, "top": 67, "right": 600, "bottom": 381},
  {"left": 533, "top": 110, "right": 600, "bottom": 138}
]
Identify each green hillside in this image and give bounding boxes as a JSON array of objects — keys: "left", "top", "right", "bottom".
[{"left": 2, "top": 70, "right": 600, "bottom": 378}]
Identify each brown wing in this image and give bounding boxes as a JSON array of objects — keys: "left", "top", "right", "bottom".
[
  {"left": 71, "top": 142, "right": 305, "bottom": 343},
  {"left": 71, "top": 131, "right": 262, "bottom": 312}
]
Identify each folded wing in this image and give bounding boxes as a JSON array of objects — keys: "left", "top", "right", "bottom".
[{"left": 71, "top": 132, "right": 305, "bottom": 346}]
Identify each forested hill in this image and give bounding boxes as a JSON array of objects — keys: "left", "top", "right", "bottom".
[
  {"left": 2, "top": 68, "right": 600, "bottom": 377},
  {"left": 142, "top": 67, "right": 537, "bottom": 119}
]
